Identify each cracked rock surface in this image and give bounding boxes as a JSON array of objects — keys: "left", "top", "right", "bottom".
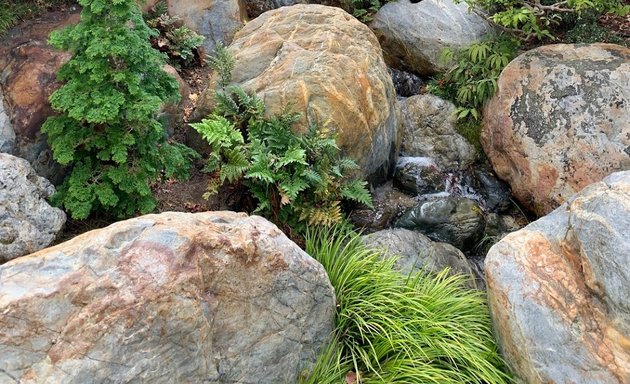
[
  {"left": 0, "top": 153, "right": 65, "bottom": 262},
  {"left": 482, "top": 43, "right": 630, "bottom": 216},
  {"left": 0, "top": 211, "right": 335, "bottom": 383},
  {"left": 485, "top": 170, "right": 630, "bottom": 383}
]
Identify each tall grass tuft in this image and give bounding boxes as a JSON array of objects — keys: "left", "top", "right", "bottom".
[{"left": 301, "top": 227, "right": 513, "bottom": 383}]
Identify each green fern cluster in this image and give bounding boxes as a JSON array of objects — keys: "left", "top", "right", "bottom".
[
  {"left": 144, "top": 2, "right": 204, "bottom": 68},
  {"left": 191, "top": 47, "right": 372, "bottom": 232},
  {"left": 43, "top": 0, "right": 197, "bottom": 220}
]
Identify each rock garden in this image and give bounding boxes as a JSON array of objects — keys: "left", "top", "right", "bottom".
[{"left": 0, "top": 0, "right": 629, "bottom": 382}]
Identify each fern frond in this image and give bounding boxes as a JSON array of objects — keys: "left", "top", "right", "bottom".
[
  {"left": 277, "top": 147, "right": 308, "bottom": 167},
  {"left": 279, "top": 177, "right": 309, "bottom": 201},
  {"left": 220, "top": 149, "right": 249, "bottom": 182},
  {"left": 301, "top": 168, "right": 324, "bottom": 185},
  {"left": 207, "top": 41, "right": 235, "bottom": 88},
  {"left": 341, "top": 179, "right": 373, "bottom": 208},
  {"left": 299, "top": 201, "right": 343, "bottom": 227}
]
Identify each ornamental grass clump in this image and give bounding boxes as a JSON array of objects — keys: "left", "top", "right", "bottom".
[
  {"left": 43, "top": 0, "right": 197, "bottom": 219},
  {"left": 302, "top": 227, "right": 513, "bottom": 384}
]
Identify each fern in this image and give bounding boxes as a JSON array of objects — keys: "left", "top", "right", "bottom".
[
  {"left": 191, "top": 46, "right": 373, "bottom": 234},
  {"left": 299, "top": 202, "right": 344, "bottom": 227},
  {"left": 207, "top": 41, "right": 235, "bottom": 88}
]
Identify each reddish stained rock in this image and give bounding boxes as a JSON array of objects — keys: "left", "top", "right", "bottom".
[
  {"left": 485, "top": 171, "right": 630, "bottom": 383},
  {"left": 482, "top": 43, "right": 630, "bottom": 216},
  {"left": 0, "top": 12, "right": 78, "bottom": 183},
  {"left": 0, "top": 211, "right": 335, "bottom": 383}
]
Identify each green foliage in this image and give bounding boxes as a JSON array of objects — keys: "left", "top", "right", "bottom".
[
  {"left": 351, "top": 0, "right": 389, "bottom": 22},
  {"left": 43, "top": 0, "right": 198, "bottom": 220},
  {"left": 144, "top": 1, "right": 204, "bottom": 68},
  {"left": 300, "top": 227, "right": 513, "bottom": 384},
  {"left": 456, "top": 0, "right": 629, "bottom": 40},
  {"left": 429, "top": 37, "right": 519, "bottom": 121},
  {"left": 564, "top": 11, "right": 630, "bottom": 46},
  {"left": 191, "top": 44, "right": 372, "bottom": 233},
  {"left": 206, "top": 41, "right": 235, "bottom": 88},
  {"left": 0, "top": 0, "right": 73, "bottom": 37}
]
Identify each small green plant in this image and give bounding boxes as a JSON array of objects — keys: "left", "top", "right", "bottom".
[
  {"left": 145, "top": 1, "right": 204, "bottom": 68},
  {"left": 564, "top": 11, "right": 630, "bottom": 46},
  {"left": 0, "top": 0, "right": 73, "bottom": 37},
  {"left": 191, "top": 44, "right": 372, "bottom": 233},
  {"left": 300, "top": 227, "right": 513, "bottom": 384},
  {"left": 351, "top": 0, "right": 388, "bottom": 22},
  {"left": 457, "top": 0, "right": 629, "bottom": 40},
  {"left": 432, "top": 37, "right": 519, "bottom": 121},
  {"left": 43, "top": 0, "right": 198, "bottom": 219}
]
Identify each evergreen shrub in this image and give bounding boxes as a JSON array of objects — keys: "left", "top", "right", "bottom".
[{"left": 43, "top": 0, "right": 197, "bottom": 219}]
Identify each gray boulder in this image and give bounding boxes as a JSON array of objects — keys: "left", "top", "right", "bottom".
[
  {"left": 0, "top": 211, "right": 335, "bottom": 383},
  {"left": 370, "top": 0, "right": 493, "bottom": 75},
  {"left": 395, "top": 195, "right": 485, "bottom": 251},
  {"left": 399, "top": 95, "right": 476, "bottom": 170},
  {"left": 0, "top": 92, "right": 14, "bottom": 153},
  {"left": 166, "top": 0, "right": 245, "bottom": 55},
  {"left": 362, "top": 228, "right": 479, "bottom": 287},
  {"left": 485, "top": 171, "right": 630, "bottom": 383},
  {"left": 243, "top": 0, "right": 307, "bottom": 18},
  {"left": 482, "top": 43, "right": 630, "bottom": 216},
  {"left": 393, "top": 156, "right": 444, "bottom": 195},
  {"left": 0, "top": 153, "right": 66, "bottom": 262}
]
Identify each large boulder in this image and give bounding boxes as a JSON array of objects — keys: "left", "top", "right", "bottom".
[
  {"left": 0, "top": 211, "right": 335, "bottom": 383},
  {"left": 395, "top": 195, "right": 485, "bottom": 251},
  {"left": 197, "top": 4, "right": 400, "bottom": 184},
  {"left": 0, "top": 12, "right": 78, "bottom": 184},
  {"left": 485, "top": 171, "right": 630, "bottom": 383},
  {"left": 482, "top": 43, "right": 630, "bottom": 216},
  {"left": 0, "top": 153, "right": 66, "bottom": 263},
  {"left": 362, "top": 228, "right": 479, "bottom": 287},
  {"left": 166, "top": 0, "right": 246, "bottom": 55},
  {"left": 399, "top": 95, "right": 476, "bottom": 170},
  {"left": 369, "top": 0, "right": 493, "bottom": 75}
]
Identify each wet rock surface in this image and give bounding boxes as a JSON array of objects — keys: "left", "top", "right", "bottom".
[
  {"left": 395, "top": 195, "right": 485, "bottom": 252},
  {"left": 399, "top": 94, "right": 476, "bottom": 170},
  {"left": 349, "top": 181, "right": 417, "bottom": 232},
  {"left": 393, "top": 156, "right": 444, "bottom": 195}
]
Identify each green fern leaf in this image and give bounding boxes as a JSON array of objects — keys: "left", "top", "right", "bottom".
[{"left": 341, "top": 179, "right": 373, "bottom": 208}]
